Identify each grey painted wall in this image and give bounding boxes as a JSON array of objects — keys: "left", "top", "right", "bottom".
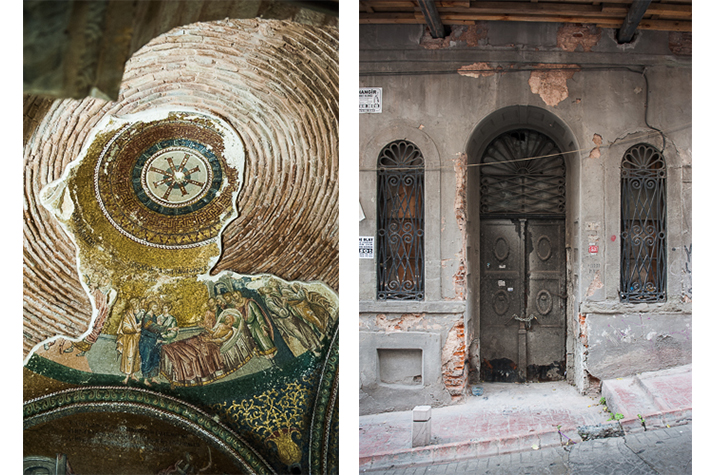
[{"left": 359, "top": 21, "right": 691, "bottom": 414}]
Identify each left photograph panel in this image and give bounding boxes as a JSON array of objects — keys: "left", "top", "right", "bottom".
[{"left": 23, "top": 2, "right": 339, "bottom": 474}]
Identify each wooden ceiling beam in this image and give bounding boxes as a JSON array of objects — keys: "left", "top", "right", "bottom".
[
  {"left": 359, "top": 0, "right": 692, "bottom": 32},
  {"left": 603, "top": 4, "right": 691, "bottom": 18},
  {"left": 421, "top": 13, "right": 637, "bottom": 23},
  {"left": 361, "top": 12, "right": 691, "bottom": 32}
]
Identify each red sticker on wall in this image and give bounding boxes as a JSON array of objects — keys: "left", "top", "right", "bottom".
[{"left": 589, "top": 245, "right": 599, "bottom": 254}]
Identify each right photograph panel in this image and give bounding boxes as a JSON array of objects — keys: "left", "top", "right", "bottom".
[{"left": 358, "top": 1, "right": 691, "bottom": 472}]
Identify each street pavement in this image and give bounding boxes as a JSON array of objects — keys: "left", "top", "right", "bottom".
[
  {"left": 359, "top": 423, "right": 691, "bottom": 474},
  {"left": 359, "top": 365, "right": 691, "bottom": 473}
]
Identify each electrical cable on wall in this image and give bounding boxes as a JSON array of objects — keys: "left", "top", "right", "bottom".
[
  {"left": 359, "top": 64, "right": 680, "bottom": 169},
  {"left": 358, "top": 121, "right": 689, "bottom": 173}
]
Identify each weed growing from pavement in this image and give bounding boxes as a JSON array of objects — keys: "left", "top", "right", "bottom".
[{"left": 638, "top": 414, "right": 647, "bottom": 430}]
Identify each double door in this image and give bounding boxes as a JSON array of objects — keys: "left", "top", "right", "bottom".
[{"left": 480, "top": 219, "right": 566, "bottom": 382}]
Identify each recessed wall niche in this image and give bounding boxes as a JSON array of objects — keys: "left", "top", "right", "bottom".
[{"left": 378, "top": 348, "right": 423, "bottom": 386}]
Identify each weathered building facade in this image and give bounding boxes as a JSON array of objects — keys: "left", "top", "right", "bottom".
[{"left": 359, "top": 2, "right": 691, "bottom": 415}]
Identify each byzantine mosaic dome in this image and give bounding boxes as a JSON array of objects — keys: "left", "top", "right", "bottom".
[{"left": 23, "top": 18, "right": 339, "bottom": 357}]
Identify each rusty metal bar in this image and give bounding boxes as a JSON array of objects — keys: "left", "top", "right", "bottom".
[
  {"left": 618, "top": 0, "right": 653, "bottom": 43},
  {"left": 417, "top": 0, "right": 446, "bottom": 38}
]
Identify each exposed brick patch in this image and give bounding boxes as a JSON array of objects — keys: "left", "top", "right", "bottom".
[
  {"left": 669, "top": 32, "right": 691, "bottom": 56},
  {"left": 557, "top": 24, "right": 601, "bottom": 52},
  {"left": 585, "top": 372, "right": 601, "bottom": 397},
  {"left": 579, "top": 314, "right": 588, "bottom": 348},
  {"left": 528, "top": 64, "right": 580, "bottom": 107},
  {"left": 442, "top": 319, "right": 467, "bottom": 400},
  {"left": 23, "top": 95, "right": 56, "bottom": 147},
  {"left": 457, "top": 62, "right": 497, "bottom": 79},
  {"left": 421, "top": 23, "right": 488, "bottom": 49},
  {"left": 588, "top": 134, "right": 602, "bottom": 159}
]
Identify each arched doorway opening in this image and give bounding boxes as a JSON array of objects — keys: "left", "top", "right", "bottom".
[{"left": 465, "top": 106, "right": 580, "bottom": 384}]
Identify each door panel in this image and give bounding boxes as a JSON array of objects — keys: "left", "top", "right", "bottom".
[
  {"left": 526, "top": 220, "right": 566, "bottom": 381},
  {"left": 480, "top": 220, "right": 524, "bottom": 382},
  {"left": 480, "top": 219, "right": 566, "bottom": 382}
]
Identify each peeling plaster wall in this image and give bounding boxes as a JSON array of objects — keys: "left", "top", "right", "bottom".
[
  {"left": 360, "top": 21, "right": 691, "bottom": 406},
  {"left": 584, "top": 313, "right": 691, "bottom": 380},
  {"left": 359, "top": 312, "right": 463, "bottom": 414}
]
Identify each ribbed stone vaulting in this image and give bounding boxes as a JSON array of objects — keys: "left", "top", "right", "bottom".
[{"left": 23, "top": 19, "right": 339, "bottom": 357}]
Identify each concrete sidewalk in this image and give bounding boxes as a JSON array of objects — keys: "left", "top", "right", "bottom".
[{"left": 359, "top": 365, "right": 691, "bottom": 472}]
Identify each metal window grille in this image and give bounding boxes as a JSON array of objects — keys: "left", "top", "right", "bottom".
[
  {"left": 620, "top": 143, "right": 667, "bottom": 303},
  {"left": 480, "top": 129, "right": 566, "bottom": 217},
  {"left": 377, "top": 140, "right": 425, "bottom": 300}
]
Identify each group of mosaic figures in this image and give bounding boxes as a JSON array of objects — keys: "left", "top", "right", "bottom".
[
  {"left": 117, "top": 298, "right": 179, "bottom": 385},
  {"left": 54, "top": 271, "right": 334, "bottom": 386},
  {"left": 117, "top": 278, "right": 334, "bottom": 386}
]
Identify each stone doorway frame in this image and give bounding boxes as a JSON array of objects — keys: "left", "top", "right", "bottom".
[{"left": 464, "top": 105, "right": 581, "bottom": 384}]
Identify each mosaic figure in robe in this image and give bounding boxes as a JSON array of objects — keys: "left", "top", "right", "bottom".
[
  {"left": 234, "top": 291, "right": 276, "bottom": 358},
  {"left": 116, "top": 298, "right": 144, "bottom": 384}
]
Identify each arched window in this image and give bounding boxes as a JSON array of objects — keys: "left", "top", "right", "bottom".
[
  {"left": 377, "top": 140, "right": 424, "bottom": 300},
  {"left": 620, "top": 143, "right": 667, "bottom": 303}
]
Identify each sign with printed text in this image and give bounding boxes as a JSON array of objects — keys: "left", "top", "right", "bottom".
[
  {"left": 359, "top": 236, "right": 375, "bottom": 258},
  {"left": 588, "top": 244, "right": 599, "bottom": 254},
  {"left": 359, "top": 88, "right": 382, "bottom": 113}
]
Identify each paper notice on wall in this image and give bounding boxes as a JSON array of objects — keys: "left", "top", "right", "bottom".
[
  {"left": 359, "top": 88, "right": 382, "bottom": 113},
  {"left": 359, "top": 236, "right": 375, "bottom": 258}
]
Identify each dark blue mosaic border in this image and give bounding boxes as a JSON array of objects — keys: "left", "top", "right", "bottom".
[{"left": 131, "top": 138, "right": 224, "bottom": 216}]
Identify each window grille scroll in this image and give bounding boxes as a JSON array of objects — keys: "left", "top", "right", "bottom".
[
  {"left": 620, "top": 143, "right": 667, "bottom": 303},
  {"left": 377, "top": 140, "right": 425, "bottom": 301}
]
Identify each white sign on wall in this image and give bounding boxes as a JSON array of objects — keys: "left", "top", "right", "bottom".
[
  {"left": 359, "top": 88, "right": 382, "bottom": 113},
  {"left": 359, "top": 236, "right": 375, "bottom": 258}
]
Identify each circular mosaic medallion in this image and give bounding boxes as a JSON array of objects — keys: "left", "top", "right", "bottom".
[
  {"left": 139, "top": 146, "right": 215, "bottom": 209},
  {"left": 94, "top": 115, "right": 240, "bottom": 249}
]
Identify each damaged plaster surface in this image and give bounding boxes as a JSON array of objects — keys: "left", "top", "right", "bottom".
[
  {"left": 374, "top": 313, "right": 429, "bottom": 332},
  {"left": 452, "top": 153, "right": 467, "bottom": 300},
  {"left": 585, "top": 314, "right": 691, "bottom": 380},
  {"left": 528, "top": 64, "right": 580, "bottom": 107},
  {"left": 669, "top": 32, "right": 692, "bottom": 56},
  {"left": 359, "top": 329, "right": 453, "bottom": 414},
  {"left": 420, "top": 23, "right": 489, "bottom": 49},
  {"left": 589, "top": 134, "right": 603, "bottom": 159},
  {"left": 457, "top": 62, "right": 497, "bottom": 78},
  {"left": 557, "top": 23, "right": 601, "bottom": 52},
  {"left": 586, "top": 270, "right": 604, "bottom": 298}
]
